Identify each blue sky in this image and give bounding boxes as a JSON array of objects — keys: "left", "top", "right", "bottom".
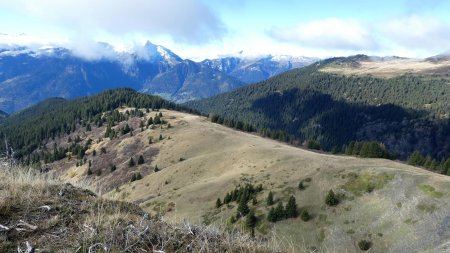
[{"left": 1, "top": 0, "right": 450, "bottom": 60}]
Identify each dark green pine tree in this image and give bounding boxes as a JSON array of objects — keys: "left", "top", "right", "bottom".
[
  {"left": 147, "top": 117, "right": 153, "bottom": 126},
  {"left": 408, "top": 150, "right": 425, "bottom": 166},
  {"left": 252, "top": 196, "right": 257, "bottom": 205},
  {"left": 224, "top": 192, "right": 232, "bottom": 204},
  {"left": 266, "top": 191, "right": 274, "bottom": 206},
  {"left": 154, "top": 165, "right": 159, "bottom": 172},
  {"left": 300, "top": 210, "right": 311, "bottom": 221},
  {"left": 138, "top": 155, "right": 145, "bottom": 165},
  {"left": 256, "top": 184, "right": 263, "bottom": 192},
  {"left": 216, "top": 198, "right": 222, "bottom": 208},
  {"left": 245, "top": 209, "right": 257, "bottom": 237},
  {"left": 285, "top": 195, "right": 298, "bottom": 218},
  {"left": 128, "top": 157, "right": 135, "bottom": 167},
  {"left": 274, "top": 201, "right": 285, "bottom": 221},
  {"left": 444, "top": 158, "right": 450, "bottom": 175},
  {"left": 154, "top": 116, "right": 161, "bottom": 125},
  {"left": 325, "top": 189, "right": 339, "bottom": 206},
  {"left": 237, "top": 197, "right": 250, "bottom": 217},
  {"left": 267, "top": 207, "right": 277, "bottom": 222},
  {"left": 423, "top": 155, "right": 433, "bottom": 169},
  {"left": 87, "top": 167, "right": 93, "bottom": 175}
]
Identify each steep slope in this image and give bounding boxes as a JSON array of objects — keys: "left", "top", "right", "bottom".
[
  {"left": 36, "top": 108, "right": 450, "bottom": 253},
  {"left": 0, "top": 43, "right": 315, "bottom": 113},
  {"left": 186, "top": 56, "right": 450, "bottom": 161}
]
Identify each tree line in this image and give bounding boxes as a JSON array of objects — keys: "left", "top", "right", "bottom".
[{"left": 0, "top": 88, "right": 198, "bottom": 163}]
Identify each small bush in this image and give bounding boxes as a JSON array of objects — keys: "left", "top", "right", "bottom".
[
  {"left": 325, "top": 189, "right": 339, "bottom": 206},
  {"left": 130, "top": 173, "right": 142, "bottom": 182},
  {"left": 266, "top": 191, "right": 274, "bottom": 206},
  {"left": 138, "top": 155, "right": 145, "bottom": 165},
  {"left": 358, "top": 240, "right": 372, "bottom": 251},
  {"left": 216, "top": 198, "right": 222, "bottom": 208},
  {"left": 300, "top": 210, "right": 311, "bottom": 221},
  {"left": 306, "top": 140, "right": 321, "bottom": 150},
  {"left": 128, "top": 158, "right": 135, "bottom": 167},
  {"left": 298, "top": 181, "right": 306, "bottom": 190}
]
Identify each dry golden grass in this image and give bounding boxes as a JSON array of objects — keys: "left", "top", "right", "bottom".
[
  {"left": 104, "top": 110, "right": 450, "bottom": 253},
  {"left": 32, "top": 109, "right": 450, "bottom": 252},
  {"left": 0, "top": 161, "right": 295, "bottom": 253},
  {"left": 320, "top": 58, "right": 450, "bottom": 78}
]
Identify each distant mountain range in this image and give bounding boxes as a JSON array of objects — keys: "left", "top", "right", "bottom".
[{"left": 0, "top": 41, "right": 317, "bottom": 113}]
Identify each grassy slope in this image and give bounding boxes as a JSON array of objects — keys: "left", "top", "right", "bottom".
[
  {"left": 0, "top": 162, "right": 274, "bottom": 253},
  {"left": 45, "top": 109, "right": 450, "bottom": 253},
  {"left": 320, "top": 57, "right": 450, "bottom": 78}
]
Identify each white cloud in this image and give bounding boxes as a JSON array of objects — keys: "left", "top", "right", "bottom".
[
  {"left": 0, "top": 33, "right": 68, "bottom": 49},
  {"left": 269, "top": 18, "right": 377, "bottom": 51},
  {"left": 69, "top": 40, "right": 119, "bottom": 61},
  {"left": 267, "top": 16, "right": 450, "bottom": 58},
  {"left": 0, "top": 0, "right": 226, "bottom": 44},
  {"left": 2, "top": 5, "right": 450, "bottom": 61},
  {"left": 379, "top": 16, "right": 450, "bottom": 53}
]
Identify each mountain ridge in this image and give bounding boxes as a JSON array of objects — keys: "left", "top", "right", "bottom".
[
  {"left": 0, "top": 41, "right": 316, "bottom": 113},
  {"left": 186, "top": 55, "right": 450, "bottom": 162},
  {"left": 25, "top": 105, "right": 450, "bottom": 253},
  {"left": 1, "top": 89, "right": 449, "bottom": 252}
]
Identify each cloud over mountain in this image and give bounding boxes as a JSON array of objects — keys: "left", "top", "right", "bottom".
[
  {"left": 380, "top": 16, "right": 450, "bottom": 53},
  {"left": 0, "top": 0, "right": 226, "bottom": 44},
  {"left": 268, "top": 15, "right": 450, "bottom": 57},
  {"left": 268, "top": 18, "right": 378, "bottom": 51}
]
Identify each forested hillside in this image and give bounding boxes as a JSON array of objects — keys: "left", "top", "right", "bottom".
[
  {"left": 0, "top": 88, "right": 193, "bottom": 160},
  {"left": 186, "top": 57, "right": 450, "bottom": 168},
  {"left": 0, "top": 110, "right": 7, "bottom": 118}
]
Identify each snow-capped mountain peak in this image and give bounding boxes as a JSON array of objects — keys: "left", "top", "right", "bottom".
[{"left": 139, "top": 41, "right": 182, "bottom": 65}]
